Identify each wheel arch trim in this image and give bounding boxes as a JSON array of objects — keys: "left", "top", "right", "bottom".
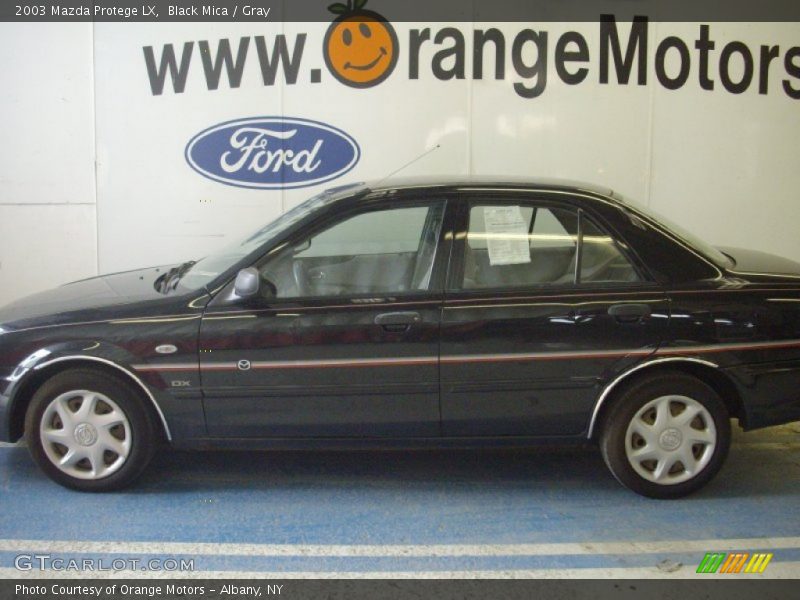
[
  {"left": 586, "top": 357, "right": 720, "bottom": 439},
  {"left": 31, "top": 355, "right": 172, "bottom": 441}
]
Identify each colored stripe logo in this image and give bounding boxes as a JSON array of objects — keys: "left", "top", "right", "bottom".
[{"left": 697, "top": 552, "right": 773, "bottom": 574}]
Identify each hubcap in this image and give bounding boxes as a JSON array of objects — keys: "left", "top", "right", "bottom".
[
  {"left": 625, "top": 395, "right": 717, "bottom": 485},
  {"left": 73, "top": 423, "right": 98, "bottom": 447},
  {"left": 658, "top": 428, "right": 683, "bottom": 451},
  {"left": 39, "top": 390, "right": 131, "bottom": 480}
]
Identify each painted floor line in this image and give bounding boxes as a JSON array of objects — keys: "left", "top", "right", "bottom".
[
  {"left": 2, "top": 562, "right": 799, "bottom": 579},
  {"left": 2, "top": 536, "right": 799, "bottom": 558}
]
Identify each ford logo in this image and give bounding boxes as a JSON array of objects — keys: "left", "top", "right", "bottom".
[{"left": 185, "top": 117, "right": 360, "bottom": 190}]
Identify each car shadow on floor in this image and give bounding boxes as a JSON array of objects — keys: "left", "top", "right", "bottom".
[{"left": 132, "top": 440, "right": 800, "bottom": 500}]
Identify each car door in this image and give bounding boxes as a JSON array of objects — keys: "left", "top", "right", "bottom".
[
  {"left": 199, "top": 194, "right": 454, "bottom": 438},
  {"left": 440, "top": 192, "right": 669, "bottom": 437}
]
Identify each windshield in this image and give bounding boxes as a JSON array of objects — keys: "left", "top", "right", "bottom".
[
  {"left": 613, "top": 193, "right": 734, "bottom": 269},
  {"left": 175, "top": 185, "right": 363, "bottom": 291}
]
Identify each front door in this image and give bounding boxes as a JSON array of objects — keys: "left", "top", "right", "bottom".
[
  {"left": 440, "top": 194, "right": 669, "bottom": 437},
  {"left": 200, "top": 196, "right": 452, "bottom": 438}
]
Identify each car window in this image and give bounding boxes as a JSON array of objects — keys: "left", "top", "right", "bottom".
[
  {"left": 463, "top": 205, "right": 578, "bottom": 289},
  {"left": 580, "top": 216, "right": 641, "bottom": 284},
  {"left": 258, "top": 202, "right": 445, "bottom": 299},
  {"left": 462, "top": 203, "right": 640, "bottom": 290},
  {"left": 176, "top": 184, "right": 363, "bottom": 292},
  {"left": 297, "top": 207, "right": 429, "bottom": 258}
]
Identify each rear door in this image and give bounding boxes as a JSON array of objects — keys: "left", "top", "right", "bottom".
[{"left": 440, "top": 192, "right": 669, "bottom": 437}]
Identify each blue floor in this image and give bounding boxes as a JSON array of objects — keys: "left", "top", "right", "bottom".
[{"left": 1, "top": 424, "right": 799, "bottom": 575}]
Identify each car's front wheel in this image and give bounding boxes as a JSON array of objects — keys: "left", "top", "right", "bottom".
[
  {"left": 600, "top": 371, "right": 731, "bottom": 499},
  {"left": 25, "top": 368, "right": 157, "bottom": 491}
]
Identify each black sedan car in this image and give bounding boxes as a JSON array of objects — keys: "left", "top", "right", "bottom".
[{"left": 1, "top": 178, "right": 799, "bottom": 498}]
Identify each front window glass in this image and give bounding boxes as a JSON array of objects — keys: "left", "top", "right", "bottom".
[
  {"left": 257, "top": 202, "right": 445, "bottom": 298},
  {"left": 175, "top": 185, "right": 363, "bottom": 291}
]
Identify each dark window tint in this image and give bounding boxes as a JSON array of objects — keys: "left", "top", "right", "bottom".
[
  {"left": 463, "top": 205, "right": 578, "bottom": 289},
  {"left": 580, "top": 217, "right": 641, "bottom": 284},
  {"left": 259, "top": 202, "right": 445, "bottom": 298},
  {"left": 462, "top": 203, "right": 641, "bottom": 290}
]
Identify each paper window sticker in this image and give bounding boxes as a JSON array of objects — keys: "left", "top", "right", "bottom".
[{"left": 483, "top": 205, "right": 531, "bottom": 266}]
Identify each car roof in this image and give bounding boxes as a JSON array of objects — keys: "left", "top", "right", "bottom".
[{"left": 356, "top": 175, "right": 615, "bottom": 198}]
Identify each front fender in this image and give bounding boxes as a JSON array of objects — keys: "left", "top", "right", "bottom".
[{"left": 1, "top": 340, "right": 173, "bottom": 442}]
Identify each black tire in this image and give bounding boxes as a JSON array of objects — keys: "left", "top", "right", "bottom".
[
  {"left": 24, "top": 368, "right": 158, "bottom": 491},
  {"left": 599, "top": 371, "right": 731, "bottom": 499}
]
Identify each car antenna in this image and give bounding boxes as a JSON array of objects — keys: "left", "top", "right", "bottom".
[{"left": 373, "top": 144, "right": 441, "bottom": 186}]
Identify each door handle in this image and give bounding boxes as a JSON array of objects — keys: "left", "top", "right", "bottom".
[
  {"left": 608, "top": 303, "right": 651, "bottom": 323},
  {"left": 374, "top": 311, "right": 422, "bottom": 332},
  {"left": 569, "top": 309, "right": 594, "bottom": 324}
]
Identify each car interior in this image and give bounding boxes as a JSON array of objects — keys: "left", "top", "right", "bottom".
[
  {"left": 258, "top": 202, "right": 639, "bottom": 300},
  {"left": 259, "top": 203, "right": 445, "bottom": 298},
  {"left": 463, "top": 205, "right": 640, "bottom": 289}
]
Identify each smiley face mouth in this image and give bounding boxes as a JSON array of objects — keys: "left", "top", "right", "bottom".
[{"left": 344, "top": 46, "right": 388, "bottom": 71}]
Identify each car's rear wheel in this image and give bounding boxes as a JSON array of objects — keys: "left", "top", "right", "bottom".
[
  {"left": 600, "top": 371, "right": 731, "bottom": 499},
  {"left": 25, "top": 368, "right": 157, "bottom": 491}
]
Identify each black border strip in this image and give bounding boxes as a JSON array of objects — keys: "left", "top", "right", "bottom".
[
  {"left": 2, "top": 579, "right": 798, "bottom": 599},
  {"left": 2, "top": 0, "right": 800, "bottom": 23}
]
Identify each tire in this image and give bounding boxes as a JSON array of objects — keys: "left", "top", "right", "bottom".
[
  {"left": 599, "top": 371, "right": 731, "bottom": 499},
  {"left": 24, "top": 368, "right": 158, "bottom": 491}
]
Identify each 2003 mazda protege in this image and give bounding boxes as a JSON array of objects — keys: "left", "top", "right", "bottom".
[{"left": 2, "top": 178, "right": 800, "bottom": 497}]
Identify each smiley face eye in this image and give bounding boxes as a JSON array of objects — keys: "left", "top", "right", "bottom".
[
  {"left": 342, "top": 28, "right": 352, "bottom": 46},
  {"left": 359, "top": 23, "right": 371, "bottom": 38}
]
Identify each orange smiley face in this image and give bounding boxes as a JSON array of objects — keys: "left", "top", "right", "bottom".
[{"left": 324, "top": 0, "right": 398, "bottom": 88}]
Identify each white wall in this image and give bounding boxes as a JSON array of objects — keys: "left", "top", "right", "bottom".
[
  {"left": 646, "top": 23, "right": 800, "bottom": 262},
  {"left": 0, "top": 24, "right": 97, "bottom": 305},
  {"left": 1, "top": 21, "right": 799, "bottom": 306}
]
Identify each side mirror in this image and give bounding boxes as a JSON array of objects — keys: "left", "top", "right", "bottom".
[{"left": 234, "top": 267, "right": 260, "bottom": 298}]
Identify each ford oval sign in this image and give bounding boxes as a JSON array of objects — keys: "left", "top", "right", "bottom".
[{"left": 185, "top": 117, "right": 360, "bottom": 190}]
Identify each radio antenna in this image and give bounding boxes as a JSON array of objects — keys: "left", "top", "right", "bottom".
[{"left": 373, "top": 144, "right": 441, "bottom": 186}]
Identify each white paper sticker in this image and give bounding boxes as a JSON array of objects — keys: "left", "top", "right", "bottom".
[{"left": 483, "top": 206, "right": 531, "bottom": 266}]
